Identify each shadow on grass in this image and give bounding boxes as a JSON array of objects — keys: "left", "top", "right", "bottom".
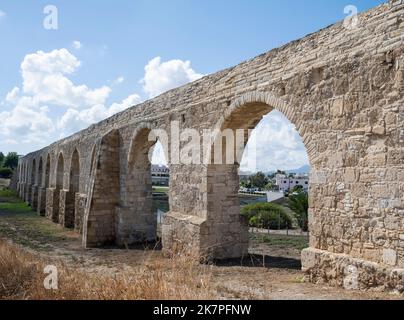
[{"left": 214, "top": 254, "right": 302, "bottom": 270}]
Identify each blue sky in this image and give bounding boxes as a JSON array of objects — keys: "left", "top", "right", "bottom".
[{"left": 0, "top": 0, "right": 385, "bottom": 171}]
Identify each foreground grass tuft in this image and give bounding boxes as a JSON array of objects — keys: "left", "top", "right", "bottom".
[{"left": 250, "top": 233, "right": 309, "bottom": 251}]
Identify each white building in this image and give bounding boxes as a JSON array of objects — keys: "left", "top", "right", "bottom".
[
  {"left": 275, "top": 174, "right": 309, "bottom": 192},
  {"left": 151, "top": 165, "right": 170, "bottom": 186}
]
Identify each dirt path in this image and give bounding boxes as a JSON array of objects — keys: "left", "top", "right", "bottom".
[{"left": 0, "top": 196, "right": 401, "bottom": 300}]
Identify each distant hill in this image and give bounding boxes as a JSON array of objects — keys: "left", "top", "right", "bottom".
[
  {"left": 240, "top": 165, "right": 311, "bottom": 177},
  {"left": 285, "top": 165, "right": 311, "bottom": 174}
]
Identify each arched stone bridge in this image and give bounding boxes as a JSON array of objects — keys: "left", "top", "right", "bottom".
[{"left": 14, "top": 2, "right": 404, "bottom": 292}]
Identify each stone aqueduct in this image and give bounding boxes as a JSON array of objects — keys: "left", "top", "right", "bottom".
[{"left": 14, "top": 2, "right": 403, "bottom": 291}]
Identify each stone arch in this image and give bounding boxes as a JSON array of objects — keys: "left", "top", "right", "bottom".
[
  {"left": 31, "top": 159, "right": 36, "bottom": 185},
  {"left": 54, "top": 153, "right": 64, "bottom": 223},
  {"left": 31, "top": 158, "right": 38, "bottom": 209},
  {"left": 45, "top": 154, "right": 51, "bottom": 188},
  {"left": 25, "top": 159, "right": 36, "bottom": 204},
  {"left": 84, "top": 129, "right": 120, "bottom": 247},
  {"left": 65, "top": 149, "right": 80, "bottom": 229},
  {"left": 164, "top": 91, "right": 314, "bottom": 260},
  {"left": 25, "top": 162, "right": 28, "bottom": 183},
  {"left": 37, "top": 157, "right": 43, "bottom": 187},
  {"left": 211, "top": 92, "right": 315, "bottom": 165},
  {"left": 37, "top": 156, "right": 46, "bottom": 216},
  {"left": 56, "top": 153, "right": 64, "bottom": 190},
  {"left": 207, "top": 92, "right": 312, "bottom": 259}
]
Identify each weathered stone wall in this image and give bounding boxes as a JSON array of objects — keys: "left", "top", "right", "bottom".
[{"left": 14, "top": 1, "right": 403, "bottom": 292}]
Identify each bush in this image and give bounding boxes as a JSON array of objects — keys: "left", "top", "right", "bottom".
[
  {"left": 0, "top": 167, "right": 12, "bottom": 179},
  {"left": 288, "top": 191, "right": 309, "bottom": 232},
  {"left": 241, "top": 202, "right": 292, "bottom": 230}
]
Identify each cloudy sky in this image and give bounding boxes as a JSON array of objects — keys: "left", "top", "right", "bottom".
[{"left": 0, "top": 0, "right": 384, "bottom": 171}]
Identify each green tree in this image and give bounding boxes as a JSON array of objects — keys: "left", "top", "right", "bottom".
[
  {"left": 240, "top": 180, "right": 252, "bottom": 189},
  {"left": 292, "top": 185, "right": 304, "bottom": 193},
  {"left": 0, "top": 152, "right": 4, "bottom": 167},
  {"left": 241, "top": 202, "right": 292, "bottom": 230},
  {"left": 250, "top": 172, "right": 267, "bottom": 189},
  {"left": 4, "top": 152, "right": 19, "bottom": 170},
  {"left": 288, "top": 191, "right": 309, "bottom": 232}
]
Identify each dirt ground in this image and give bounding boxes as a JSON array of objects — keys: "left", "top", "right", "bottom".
[{"left": 0, "top": 194, "right": 402, "bottom": 300}]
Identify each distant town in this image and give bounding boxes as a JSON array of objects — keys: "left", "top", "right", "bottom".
[{"left": 152, "top": 164, "right": 310, "bottom": 202}]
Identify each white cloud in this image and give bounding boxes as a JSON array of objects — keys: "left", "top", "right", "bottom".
[
  {"left": 0, "top": 10, "right": 6, "bottom": 19},
  {"left": 140, "top": 57, "right": 203, "bottom": 98},
  {"left": 57, "top": 93, "right": 142, "bottom": 137},
  {"left": 72, "top": 40, "right": 82, "bottom": 50},
  {"left": 0, "top": 49, "right": 307, "bottom": 171},
  {"left": 20, "top": 49, "right": 111, "bottom": 108},
  {"left": 0, "top": 104, "right": 54, "bottom": 144},
  {"left": 0, "top": 48, "right": 111, "bottom": 153}
]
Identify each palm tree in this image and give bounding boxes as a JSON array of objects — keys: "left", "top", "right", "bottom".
[{"left": 288, "top": 191, "right": 309, "bottom": 232}]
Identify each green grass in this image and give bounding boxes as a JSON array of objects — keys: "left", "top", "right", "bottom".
[
  {"left": 0, "top": 189, "right": 22, "bottom": 204},
  {"left": 0, "top": 188, "right": 17, "bottom": 197},
  {"left": 0, "top": 190, "right": 74, "bottom": 250},
  {"left": 250, "top": 233, "right": 309, "bottom": 251},
  {"left": 152, "top": 186, "right": 169, "bottom": 194},
  {"left": 152, "top": 187, "right": 169, "bottom": 212},
  {"left": 152, "top": 197, "right": 169, "bottom": 212}
]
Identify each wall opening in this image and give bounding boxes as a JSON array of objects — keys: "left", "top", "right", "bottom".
[
  {"left": 124, "top": 128, "right": 169, "bottom": 245},
  {"left": 151, "top": 140, "right": 169, "bottom": 240},
  {"left": 31, "top": 159, "right": 36, "bottom": 186},
  {"left": 45, "top": 155, "right": 50, "bottom": 188},
  {"left": 54, "top": 153, "right": 64, "bottom": 223},
  {"left": 38, "top": 158, "right": 43, "bottom": 187}
]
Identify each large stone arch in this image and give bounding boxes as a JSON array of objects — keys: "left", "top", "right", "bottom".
[
  {"left": 37, "top": 156, "right": 45, "bottom": 215},
  {"left": 31, "top": 158, "right": 38, "bottom": 210},
  {"left": 163, "top": 92, "right": 315, "bottom": 259},
  {"left": 83, "top": 130, "right": 120, "bottom": 247},
  {"left": 117, "top": 124, "right": 167, "bottom": 245},
  {"left": 40, "top": 154, "right": 51, "bottom": 216},
  {"left": 13, "top": 2, "right": 404, "bottom": 292},
  {"left": 50, "top": 152, "right": 64, "bottom": 223},
  {"left": 212, "top": 92, "right": 316, "bottom": 162}
]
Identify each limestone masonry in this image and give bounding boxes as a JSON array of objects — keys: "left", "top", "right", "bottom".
[{"left": 14, "top": 1, "right": 404, "bottom": 292}]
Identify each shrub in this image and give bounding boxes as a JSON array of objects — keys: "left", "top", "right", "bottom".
[
  {"left": 0, "top": 167, "right": 12, "bottom": 179},
  {"left": 241, "top": 202, "right": 292, "bottom": 230},
  {"left": 288, "top": 191, "right": 309, "bottom": 232}
]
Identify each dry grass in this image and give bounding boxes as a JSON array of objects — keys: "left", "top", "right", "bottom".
[{"left": 0, "top": 240, "right": 216, "bottom": 300}]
